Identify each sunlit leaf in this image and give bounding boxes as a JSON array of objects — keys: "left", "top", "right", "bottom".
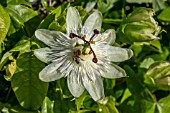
[
  {"left": 0, "top": 4, "right": 10, "bottom": 53},
  {"left": 6, "top": 5, "right": 37, "bottom": 29}
]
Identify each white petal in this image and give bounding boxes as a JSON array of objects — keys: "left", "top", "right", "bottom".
[
  {"left": 82, "top": 69, "right": 105, "bottom": 101},
  {"left": 82, "top": 10, "right": 102, "bottom": 40},
  {"left": 94, "top": 29, "right": 116, "bottom": 45},
  {"left": 39, "top": 57, "right": 67, "bottom": 82},
  {"left": 106, "top": 46, "right": 133, "bottom": 62},
  {"left": 34, "top": 47, "right": 52, "bottom": 63},
  {"left": 35, "top": 29, "right": 71, "bottom": 47},
  {"left": 67, "top": 67, "right": 85, "bottom": 97},
  {"left": 100, "top": 63, "right": 126, "bottom": 79},
  {"left": 66, "top": 7, "right": 82, "bottom": 35}
]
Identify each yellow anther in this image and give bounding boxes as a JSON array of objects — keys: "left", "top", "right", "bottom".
[
  {"left": 91, "top": 40, "right": 95, "bottom": 44},
  {"left": 83, "top": 35, "right": 86, "bottom": 39}
]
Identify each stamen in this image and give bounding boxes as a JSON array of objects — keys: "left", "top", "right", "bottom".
[
  {"left": 89, "top": 45, "right": 98, "bottom": 63},
  {"left": 89, "top": 29, "right": 99, "bottom": 42},
  {"left": 92, "top": 57, "right": 98, "bottom": 63},
  {"left": 69, "top": 33, "right": 89, "bottom": 44},
  {"left": 94, "top": 29, "right": 99, "bottom": 34},
  {"left": 69, "top": 33, "right": 80, "bottom": 38}
]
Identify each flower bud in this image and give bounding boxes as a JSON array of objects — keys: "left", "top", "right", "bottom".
[
  {"left": 145, "top": 61, "right": 170, "bottom": 90},
  {"left": 117, "top": 7, "right": 161, "bottom": 43}
]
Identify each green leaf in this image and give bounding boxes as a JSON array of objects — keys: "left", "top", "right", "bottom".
[
  {"left": 149, "top": 47, "right": 169, "bottom": 61},
  {"left": 37, "top": 13, "right": 55, "bottom": 29},
  {"left": 6, "top": 5, "right": 37, "bottom": 29},
  {"left": 134, "top": 99, "right": 156, "bottom": 113},
  {"left": 0, "top": 4, "right": 10, "bottom": 53},
  {"left": 10, "top": 38, "right": 31, "bottom": 54},
  {"left": 52, "top": 6, "right": 62, "bottom": 18},
  {"left": 49, "top": 21, "right": 65, "bottom": 32},
  {"left": 124, "top": 65, "right": 154, "bottom": 101},
  {"left": 120, "top": 88, "right": 132, "bottom": 104},
  {"left": 75, "top": 92, "right": 88, "bottom": 111},
  {"left": 41, "top": 97, "right": 54, "bottom": 113},
  {"left": 140, "top": 57, "right": 155, "bottom": 69},
  {"left": 158, "top": 7, "right": 170, "bottom": 22},
  {"left": 11, "top": 52, "right": 48, "bottom": 110}
]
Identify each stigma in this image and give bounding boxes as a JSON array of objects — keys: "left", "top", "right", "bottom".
[{"left": 70, "top": 29, "right": 99, "bottom": 63}]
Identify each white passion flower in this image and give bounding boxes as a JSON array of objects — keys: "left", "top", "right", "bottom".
[{"left": 34, "top": 7, "right": 133, "bottom": 102}]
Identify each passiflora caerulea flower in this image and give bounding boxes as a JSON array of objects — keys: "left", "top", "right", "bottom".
[{"left": 34, "top": 7, "right": 133, "bottom": 102}]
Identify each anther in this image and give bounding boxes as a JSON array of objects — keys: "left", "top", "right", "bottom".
[
  {"left": 70, "top": 33, "right": 76, "bottom": 38},
  {"left": 89, "top": 46, "right": 98, "bottom": 63},
  {"left": 92, "top": 57, "right": 98, "bottom": 63},
  {"left": 69, "top": 33, "right": 80, "bottom": 38},
  {"left": 70, "top": 33, "right": 89, "bottom": 44},
  {"left": 83, "top": 35, "right": 86, "bottom": 39},
  {"left": 91, "top": 40, "right": 95, "bottom": 44},
  {"left": 94, "top": 29, "right": 99, "bottom": 34},
  {"left": 89, "top": 29, "right": 99, "bottom": 42}
]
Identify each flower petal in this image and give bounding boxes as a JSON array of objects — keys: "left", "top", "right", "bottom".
[
  {"left": 94, "top": 29, "right": 116, "bottom": 45},
  {"left": 35, "top": 29, "right": 71, "bottom": 47},
  {"left": 106, "top": 46, "right": 133, "bottom": 62},
  {"left": 34, "top": 47, "right": 52, "bottom": 63},
  {"left": 82, "top": 10, "right": 102, "bottom": 40},
  {"left": 39, "top": 57, "right": 67, "bottom": 82},
  {"left": 82, "top": 68, "right": 105, "bottom": 101},
  {"left": 100, "top": 63, "right": 126, "bottom": 79},
  {"left": 67, "top": 67, "right": 85, "bottom": 97},
  {"left": 66, "top": 7, "right": 82, "bottom": 35}
]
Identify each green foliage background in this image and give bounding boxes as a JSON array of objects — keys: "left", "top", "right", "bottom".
[{"left": 0, "top": 0, "right": 170, "bottom": 113}]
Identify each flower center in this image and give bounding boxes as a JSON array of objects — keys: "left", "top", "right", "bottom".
[{"left": 69, "top": 29, "right": 99, "bottom": 64}]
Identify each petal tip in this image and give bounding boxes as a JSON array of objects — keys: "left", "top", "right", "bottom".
[
  {"left": 128, "top": 49, "right": 133, "bottom": 59},
  {"left": 35, "top": 29, "right": 46, "bottom": 39},
  {"left": 39, "top": 73, "right": 49, "bottom": 82}
]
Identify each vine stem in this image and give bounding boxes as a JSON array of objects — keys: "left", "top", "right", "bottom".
[{"left": 5, "top": 86, "right": 12, "bottom": 102}]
